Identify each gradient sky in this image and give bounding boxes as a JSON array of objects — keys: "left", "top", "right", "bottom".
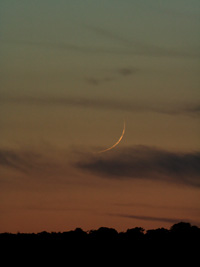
[{"left": 0, "top": 0, "right": 200, "bottom": 233}]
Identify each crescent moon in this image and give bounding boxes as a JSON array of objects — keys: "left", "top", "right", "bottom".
[{"left": 97, "top": 121, "right": 125, "bottom": 153}]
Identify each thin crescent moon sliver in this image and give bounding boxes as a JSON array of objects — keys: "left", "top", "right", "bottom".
[{"left": 97, "top": 121, "right": 125, "bottom": 153}]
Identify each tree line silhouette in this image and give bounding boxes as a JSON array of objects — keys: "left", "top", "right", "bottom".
[
  {"left": 1, "top": 222, "right": 199, "bottom": 264},
  {"left": 1, "top": 222, "right": 199, "bottom": 245}
]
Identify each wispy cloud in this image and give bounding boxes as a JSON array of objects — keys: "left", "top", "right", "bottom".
[
  {"left": 85, "top": 76, "right": 115, "bottom": 86},
  {"left": 113, "top": 202, "right": 200, "bottom": 212},
  {"left": 74, "top": 145, "right": 200, "bottom": 188},
  {"left": 86, "top": 25, "right": 134, "bottom": 47},
  {"left": 3, "top": 146, "right": 199, "bottom": 188},
  {"left": 85, "top": 67, "right": 138, "bottom": 86},
  {"left": 109, "top": 213, "right": 197, "bottom": 225},
  {"left": 85, "top": 25, "right": 200, "bottom": 58},
  {"left": 117, "top": 67, "right": 138, "bottom": 76},
  {"left": 1, "top": 26, "right": 199, "bottom": 58},
  {"left": 0, "top": 149, "right": 43, "bottom": 173},
  {"left": 0, "top": 39, "right": 128, "bottom": 55},
  {"left": 0, "top": 147, "right": 92, "bottom": 188},
  {"left": 1, "top": 94, "right": 199, "bottom": 117},
  {"left": 0, "top": 148, "right": 68, "bottom": 177}
]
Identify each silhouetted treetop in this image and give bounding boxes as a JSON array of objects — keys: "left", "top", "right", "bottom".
[{"left": 0, "top": 222, "right": 199, "bottom": 245}]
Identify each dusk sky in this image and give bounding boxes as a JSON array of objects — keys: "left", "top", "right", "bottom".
[{"left": 0, "top": 0, "right": 200, "bottom": 233}]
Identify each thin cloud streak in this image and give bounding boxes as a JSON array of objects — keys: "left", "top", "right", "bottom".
[
  {"left": 86, "top": 25, "right": 134, "bottom": 47},
  {"left": 1, "top": 36, "right": 199, "bottom": 58},
  {"left": 117, "top": 67, "right": 138, "bottom": 76},
  {"left": 0, "top": 39, "right": 135, "bottom": 55},
  {"left": 113, "top": 202, "right": 200, "bottom": 212},
  {"left": 85, "top": 67, "right": 139, "bottom": 86},
  {"left": 0, "top": 149, "right": 42, "bottom": 173},
  {"left": 85, "top": 25, "right": 200, "bottom": 58},
  {"left": 85, "top": 76, "right": 115, "bottom": 86},
  {"left": 1, "top": 95, "right": 200, "bottom": 117},
  {"left": 0, "top": 148, "right": 65, "bottom": 176},
  {"left": 109, "top": 213, "right": 197, "bottom": 225}
]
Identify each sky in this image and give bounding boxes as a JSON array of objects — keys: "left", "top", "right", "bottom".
[{"left": 0, "top": 0, "right": 200, "bottom": 233}]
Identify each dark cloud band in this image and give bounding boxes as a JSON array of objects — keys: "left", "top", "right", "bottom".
[{"left": 74, "top": 146, "right": 200, "bottom": 187}]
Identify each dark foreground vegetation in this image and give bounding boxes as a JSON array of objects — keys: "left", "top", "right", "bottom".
[{"left": 1, "top": 222, "right": 199, "bottom": 264}]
